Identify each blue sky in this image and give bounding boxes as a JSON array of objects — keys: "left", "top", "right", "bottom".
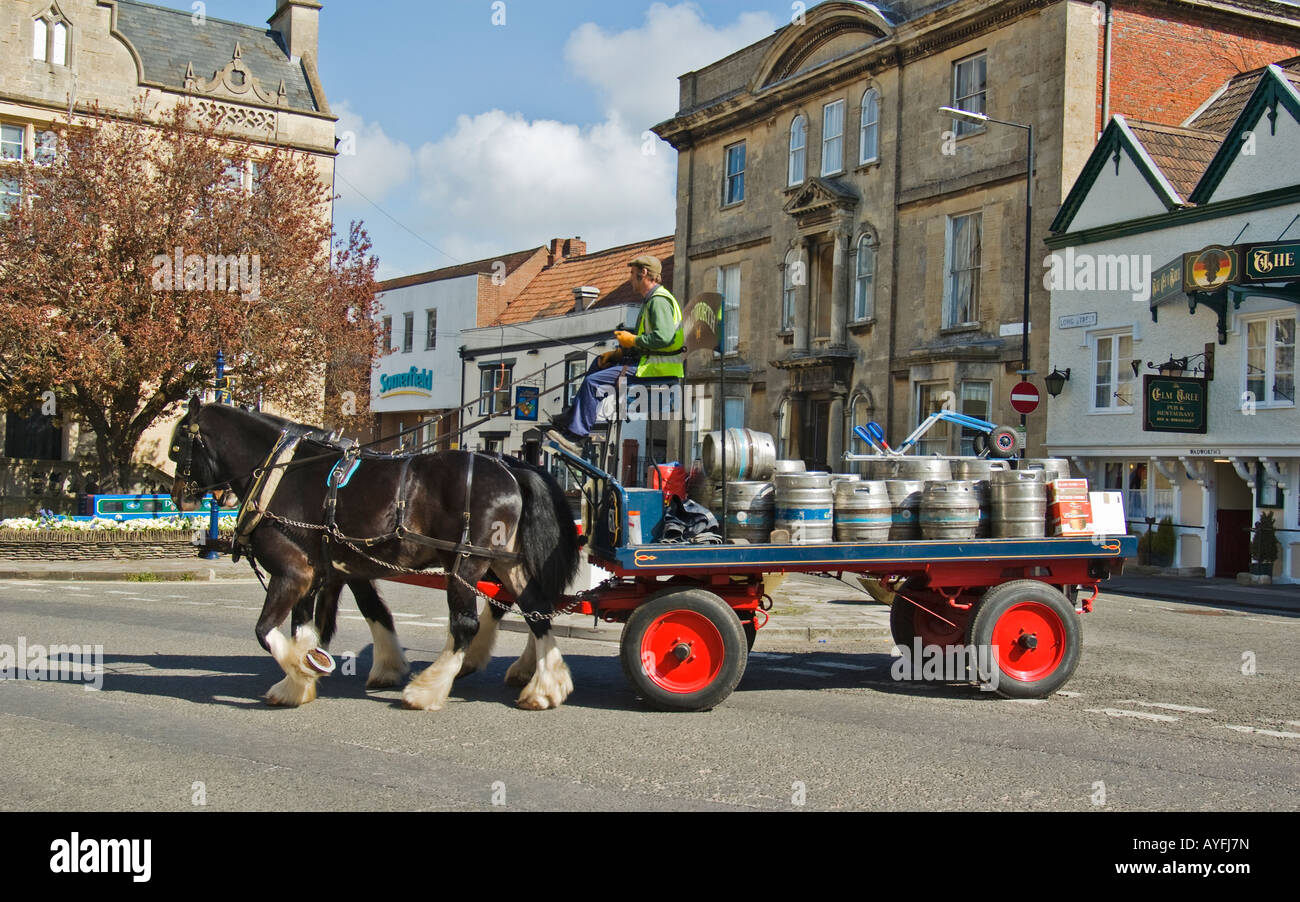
[{"left": 152, "top": 1, "right": 787, "bottom": 278}]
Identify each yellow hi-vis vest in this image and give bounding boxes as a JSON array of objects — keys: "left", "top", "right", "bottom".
[{"left": 634, "top": 285, "right": 685, "bottom": 379}]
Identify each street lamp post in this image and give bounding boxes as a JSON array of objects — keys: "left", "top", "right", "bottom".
[{"left": 939, "top": 107, "right": 1034, "bottom": 457}]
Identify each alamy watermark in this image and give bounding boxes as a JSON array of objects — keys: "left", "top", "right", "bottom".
[
  {"left": 0, "top": 637, "right": 103, "bottom": 691},
  {"left": 595, "top": 378, "right": 709, "bottom": 424},
  {"left": 891, "top": 637, "right": 1001, "bottom": 691},
  {"left": 1043, "top": 249, "right": 1152, "bottom": 302},
  {"left": 152, "top": 248, "right": 261, "bottom": 301}
]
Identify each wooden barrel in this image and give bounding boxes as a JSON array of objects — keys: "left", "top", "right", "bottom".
[
  {"left": 774, "top": 471, "right": 833, "bottom": 545},
  {"left": 920, "top": 480, "right": 980, "bottom": 540},
  {"left": 702, "top": 429, "right": 777, "bottom": 481},
  {"left": 991, "top": 469, "right": 1047, "bottom": 538},
  {"left": 892, "top": 457, "right": 953, "bottom": 482},
  {"left": 834, "top": 480, "right": 891, "bottom": 542},
  {"left": 724, "top": 481, "right": 773, "bottom": 544},
  {"left": 885, "top": 479, "right": 924, "bottom": 540},
  {"left": 950, "top": 459, "right": 1010, "bottom": 538}
]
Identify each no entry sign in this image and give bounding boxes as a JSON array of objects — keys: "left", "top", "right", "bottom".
[{"left": 1010, "top": 381, "right": 1040, "bottom": 415}]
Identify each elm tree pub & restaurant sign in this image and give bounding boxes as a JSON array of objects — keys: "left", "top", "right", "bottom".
[{"left": 1143, "top": 374, "right": 1208, "bottom": 434}]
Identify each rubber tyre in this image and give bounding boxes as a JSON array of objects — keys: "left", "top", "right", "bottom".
[
  {"left": 986, "top": 427, "right": 1019, "bottom": 459},
  {"left": 967, "top": 580, "right": 1080, "bottom": 699},
  {"left": 621, "top": 588, "right": 748, "bottom": 711},
  {"left": 889, "top": 592, "right": 967, "bottom": 653}
]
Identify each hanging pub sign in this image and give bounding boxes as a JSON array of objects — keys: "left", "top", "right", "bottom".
[
  {"left": 1149, "top": 256, "right": 1184, "bottom": 308},
  {"left": 1143, "top": 374, "right": 1208, "bottom": 434},
  {"left": 1182, "top": 245, "right": 1238, "bottom": 292},
  {"left": 514, "top": 385, "right": 538, "bottom": 421},
  {"left": 1241, "top": 240, "right": 1300, "bottom": 283}
]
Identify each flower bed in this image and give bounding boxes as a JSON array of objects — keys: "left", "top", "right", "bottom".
[{"left": 0, "top": 517, "right": 234, "bottom": 560}]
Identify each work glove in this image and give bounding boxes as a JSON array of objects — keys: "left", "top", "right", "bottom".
[
  {"left": 598, "top": 349, "right": 619, "bottom": 367},
  {"left": 614, "top": 330, "right": 637, "bottom": 349}
]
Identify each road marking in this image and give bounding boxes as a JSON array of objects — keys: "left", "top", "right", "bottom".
[
  {"left": 164, "top": 595, "right": 191, "bottom": 599},
  {"left": 1115, "top": 699, "right": 1214, "bottom": 714},
  {"left": 814, "top": 661, "right": 869, "bottom": 671},
  {"left": 342, "top": 615, "right": 366, "bottom": 621},
  {"left": 1056, "top": 690, "right": 1083, "bottom": 698},
  {"left": 392, "top": 612, "right": 423, "bottom": 618},
  {"left": 750, "top": 653, "right": 793, "bottom": 660},
  {"left": 397, "top": 621, "right": 445, "bottom": 628},
  {"left": 106, "top": 590, "right": 135, "bottom": 595},
  {"left": 1224, "top": 725, "right": 1300, "bottom": 739},
  {"left": 1012, "top": 699, "right": 1046, "bottom": 705},
  {"left": 1085, "top": 707, "right": 1179, "bottom": 723},
  {"left": 1286, "top": 720, "right": 1300, "bottom": 728},
  {"left": 180, "top": 601, "right": 216, "bottom": 606}
]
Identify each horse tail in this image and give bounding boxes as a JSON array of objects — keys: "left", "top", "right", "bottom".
[{"left": 504, "top": 458, "right": 580, "bottom": 600}]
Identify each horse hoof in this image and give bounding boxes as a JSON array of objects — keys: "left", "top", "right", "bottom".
[
  {"left": 265, "top": 675, "right": 317, "bottom": 707},
  {"left": 365, "top": 665, "right": 410, "bottom": 690},
  {"left": 400, "top": 685, "right": 445, "bottom": 711}
]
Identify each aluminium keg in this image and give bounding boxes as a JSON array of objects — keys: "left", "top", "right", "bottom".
[
  {"left": 885, "top": 479, "right": 925, "bottom": 541},
  {"left": 950, "top": 458, "right": 1011, "bottom": 538},
  {"left": 990, "top": 468, "right": 1047, "bottom": 538},
  {"left": 920, "top": 480, "right": 981, "bottom": 540},
  {"left": 724, "top": 481, "right": 774, "bottom": 544},
  {"left": 1020, "top": 458, "right": 1071, "bottom": 482},
  {"left": 702, "top": 429, "right": 777, "bottom": 482},
  {"left": 774, "top": 471, "right": 834, "bottom": 545},
  {"left": 861, "top": 457, "right": 897, "bottom": 481},
  {"left": 834, "top": 480, "right": 891, "bottom": 542},
  {"left": 892, "top": 457, "right": 952, "bottom": 483},
  {"left": 772, "top": 459, "right": 807, "bottom": 475}
]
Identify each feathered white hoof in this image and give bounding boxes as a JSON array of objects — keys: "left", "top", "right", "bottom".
[
  {"left": 265, "top": 672, "right": 318, "bottom": 706},
  {"left": 504, "top": 657, "right": 534, "bottom": 688},
  {"left": 367, "top": 661, "right": 409, "bottom": 689},
  {"left": 264, "top": 630, "right": 322, "bottom": 706},
  {"left": 365, "top": 622, "right": 409, "bottom": 689},
  {"left": 516, "top": 658, "right": 572, "bottom": 711},
  {"left": 399, "top": 649, "right": 463, "bottom": 711},
  {"left": 400, "top": 681, "right": 446, "bottom": 711}
]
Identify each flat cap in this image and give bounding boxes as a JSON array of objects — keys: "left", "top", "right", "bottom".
[{"left": 628, "top": 254, "right": 662, "bottom": 277}]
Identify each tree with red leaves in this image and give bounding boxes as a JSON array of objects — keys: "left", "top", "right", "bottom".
[{"left": 0, "top": 101, "right": 379, "bottom": 490}]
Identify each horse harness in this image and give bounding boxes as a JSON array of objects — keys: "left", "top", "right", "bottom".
[{"left": 230, "top": 427, "right": 521, "bottom": 569}]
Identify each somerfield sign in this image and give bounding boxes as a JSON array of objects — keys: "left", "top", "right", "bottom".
[{"left": 378, "top": 367, "right": 434, "bottom": 399}]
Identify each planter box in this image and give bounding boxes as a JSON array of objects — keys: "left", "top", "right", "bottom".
[
  {"left": 0, "top": 529, "right": 201, "bottom": 560},
  {"left": 1237, "top": 572, "right": 1273, "bottom": 586}
]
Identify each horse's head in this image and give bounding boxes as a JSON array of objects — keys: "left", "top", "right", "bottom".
[{"left": 169, "top": 395, "right": 227, "bottom": 512}]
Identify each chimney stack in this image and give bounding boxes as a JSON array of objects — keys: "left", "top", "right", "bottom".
[
  {"left": 269, "top": 0, "right": 322, "bottom": 62},
  {"left": 573, "top": 286, "right": 600, "bottom": 312},
  {"left": 547, "top": 236, "right": 587, "bottom": 266}
]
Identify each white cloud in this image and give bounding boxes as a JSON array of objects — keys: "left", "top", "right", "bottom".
[
  {"left": 565, "top": 3, "right": 777, "bottom": 131},
  {"left": 333, "top": 100, "right": 415, "bottom": 202},
  {"left": 415, "top": 110, "right": 676, "bottom": 260},
  {"left": 344, "top": 5, "right": 776, "bottom": 273}
]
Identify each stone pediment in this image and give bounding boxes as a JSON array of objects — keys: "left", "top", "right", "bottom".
[
  {"left": 184, "top": 43, "right": 287, "bottom": 107},
  {"left": 783, "top": 177, "right": 859, "bottom": 222}
]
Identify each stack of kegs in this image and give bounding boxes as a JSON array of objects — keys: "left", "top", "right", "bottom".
[{"left": 774, "top": 471, "right": 834, "bottom": 544}]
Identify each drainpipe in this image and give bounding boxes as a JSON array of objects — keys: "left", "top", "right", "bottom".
[{"left": 1101, "top": 1, "right": 1113, "bottom": 133}]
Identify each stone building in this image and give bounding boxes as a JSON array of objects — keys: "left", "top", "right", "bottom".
[
  {"left": 652, "top": 0, "right": 1300, "bottom": 472},
  {"left": 0, "top": 0, "right": 336, "bottom": 504}
]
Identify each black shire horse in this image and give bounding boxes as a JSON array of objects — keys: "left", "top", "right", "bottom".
[{"left": 169, "top": 398, "right": 580, "bottom": 710}]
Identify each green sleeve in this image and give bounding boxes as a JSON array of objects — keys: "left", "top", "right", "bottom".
[{"left": 634, "top": 295, "right": 678, "bottom": 352}]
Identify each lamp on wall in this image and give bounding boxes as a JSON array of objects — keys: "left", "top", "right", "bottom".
[{"left": 1044, "top": 367, "right": 1071, "bottom": 397}]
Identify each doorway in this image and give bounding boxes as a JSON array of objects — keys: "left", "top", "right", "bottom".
[
  {"left": 1213, "top": 462, "right": 1253, "bottom": 578},
  {"left": 803, "top": 399, "right": 830, "bottom": 472}
]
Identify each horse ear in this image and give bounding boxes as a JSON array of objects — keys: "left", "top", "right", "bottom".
[{"left": 188, "top": 393, "right": 202, "bottom": 415}]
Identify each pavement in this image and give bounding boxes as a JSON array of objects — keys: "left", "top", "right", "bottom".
[{"left": 0, "top": 556, "right": 1296, "bottom": 644}]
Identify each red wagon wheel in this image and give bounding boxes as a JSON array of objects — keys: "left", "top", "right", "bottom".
[
  {"left": 620, "top": 588, "right": 748, "bottom": 711},
  {"left": 966, "top": 580, "right": 1080, "bottom": 699}
]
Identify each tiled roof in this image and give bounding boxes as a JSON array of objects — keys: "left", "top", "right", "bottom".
[
  {"left": 494, "top": 237, "right": 675, "bottom": 325},
  {"left": 1187, "top": 55, "right": 1300, "bottom": 134},
  {"left": 377, "top": 247, "right": 544, "bottom": 292},
  {"left": 1124, "top": 120, "right": 1223, "bottom": 202},
  {"left": 113, "top": 0, "right": 319, "bottom": 113}
]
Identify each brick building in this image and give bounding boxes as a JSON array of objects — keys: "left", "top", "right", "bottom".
[{"left": 652, "top": 0, "right": 1300, "bottom": 471}]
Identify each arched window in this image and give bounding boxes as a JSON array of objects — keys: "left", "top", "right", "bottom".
[
  {"left": 788, "top": 114, "right": 806, "bottom": 186},
  {"left": 850, "top": 392, "right": 873, "bottom": 474},
  {"left": 777, "top": 398, "right": 793, "bottom": 459},
  {"left": 859, "top": 88, "right": 879, "bottom": 164},
  {"left": 854, "top": 234, "right": 875, "bottom": 321},
  {"left": 33, "top": 17, "right": 48, "bottom": 61},
  {"left": 782, "top": 247, "right": 804, "bottom": 331},
  {"left": 51, "top": 21, "right": 68, "bottom": 66}
]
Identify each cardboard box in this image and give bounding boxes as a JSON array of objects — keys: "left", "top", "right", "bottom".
[
  {"left": 1048, "top": 478, "right": 1089, "bottom": 503},
  {"left": 1049, "top": 498, "right": 1093, "bottom": 536},
  {"left": 1087, "top": 491, "right": 1127, "bottom": 535}
]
